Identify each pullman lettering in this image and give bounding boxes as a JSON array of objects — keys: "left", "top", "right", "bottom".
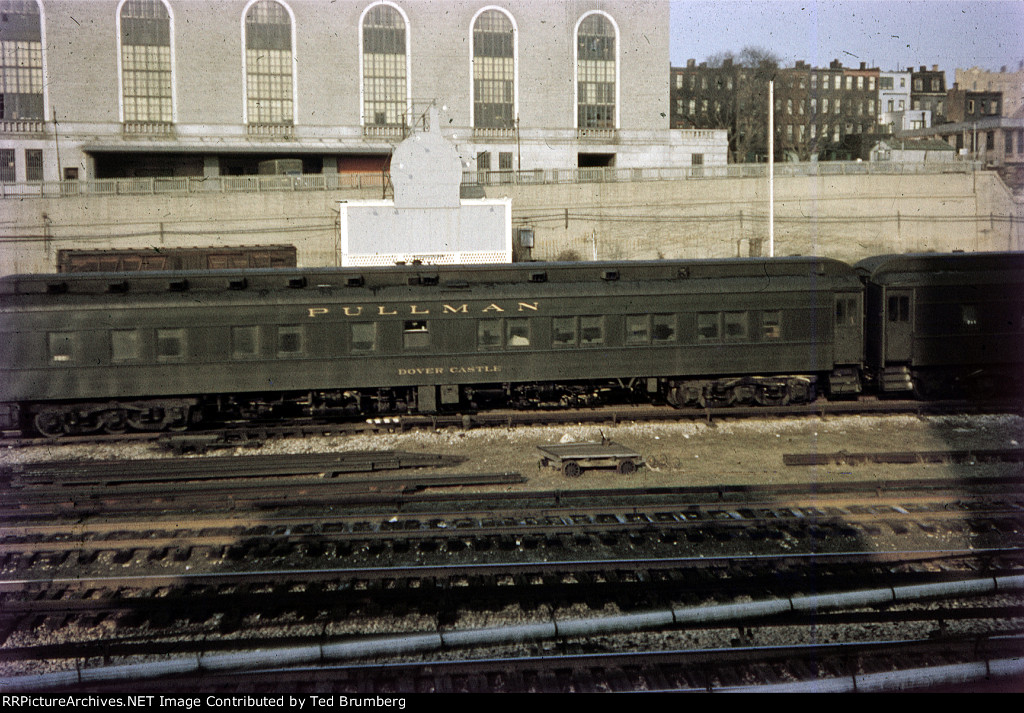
[{"left": 307, "top": 302, "right": 539, "bottom": 318}]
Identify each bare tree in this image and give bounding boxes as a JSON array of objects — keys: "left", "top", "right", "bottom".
[{"left": 732, "top": 47, "right": 780, "bottom": 162}]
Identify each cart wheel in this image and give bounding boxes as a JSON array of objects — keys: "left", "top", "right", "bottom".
[
  {"left": 617, "top": 459, "right": 636, "bottom": 475},
  {"left": 563, "top": 461, "right": 582, "bottom": 478}
]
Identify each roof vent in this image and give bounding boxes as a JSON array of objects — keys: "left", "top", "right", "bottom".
[
  {"left": 107, "top": 281, "right": 130, "bottom": 294},
  {"left": 168, "top": 279, "right": 189, "bottom": 292},
  {"left": 602, "top": 270, "right": 619, "bottom": 281},
  {"left": 346, "top": 275, "right": 365, "bottom": 287},
  {"left": 228, "top": 278, "right": 248, "bottom": 291},
  {"left": 288, "top": 276, "right": 307, "bottom": 289},
  {"left": 529, "top": 271, "right": 548, "bottom": 283},
  {"left": 46, "top": 282, "right": 68, "bottom": 294}
]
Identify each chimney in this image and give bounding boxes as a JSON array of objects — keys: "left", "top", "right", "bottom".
[
  {"left": 932, "top": 65, "right": 938, "bottom": 71},
  {"left": 860, "top": 62, "right": 866, "bottom": 70},
  {"left": 687, "top": 58, "right": 695, "bottom": 68}
]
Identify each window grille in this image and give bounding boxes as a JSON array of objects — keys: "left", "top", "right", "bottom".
[
  {"left": 120, "top": 0, "right": 172, "bottom": 123},
  {"left": 245, "top": 0, "right": 293, "bottom": 125},
  {"left": 576, "top": 14, "right": 615, "bottom": 129},
  {"left": 362, "top": 4, "right": 406, "bottom": 127},
  {"left": 0, "top": 0, "right": 44, "bottom": 120},
  {"left": 473, "top": 10, "right": 515, "bottom": 129}
]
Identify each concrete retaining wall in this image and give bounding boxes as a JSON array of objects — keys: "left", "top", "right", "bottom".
[
  {"left": 499, "top": 171, "right": 1023, "bottom": 264},
  {"left": 1, "top": 172, "right": 1020, "bottom": 276}
]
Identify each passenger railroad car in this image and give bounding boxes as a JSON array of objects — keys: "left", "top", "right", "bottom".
[
  {"left": 0, "top": 257, "right": 864, "bottom": 436},
  {"left": 857, "top": 252, "right": 1024, "bottom": 398}
]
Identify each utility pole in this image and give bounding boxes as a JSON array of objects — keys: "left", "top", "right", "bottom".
[{"left": 768, "top": 80, "right": 775, "bottom": 258}]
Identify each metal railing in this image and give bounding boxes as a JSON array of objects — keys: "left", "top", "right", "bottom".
[
  {"left": 0, "top": 161, "right": 985, "bottom": 199},
  {"left": 467, "top": 160, "right": 984, "bottom": 186}
]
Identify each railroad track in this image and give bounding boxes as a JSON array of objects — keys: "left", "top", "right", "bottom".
[
  {"left": 3, "top": 477, "right": 1023, "bottom": 563},
  {"left": 134, "top": 634, "right": 1024, "bottom": 693},
  {"left": 3, "top": 452, "right": 1022, "bottom": 692},
  {"left": 3, "top": 396, "right": 1020, "bottom": 448},
  {"left": 42, "top": 634, "right": 1024, "bottom": 694},
  {"left": 4, "top": 563, "right": 1023, "bottom": 693}
]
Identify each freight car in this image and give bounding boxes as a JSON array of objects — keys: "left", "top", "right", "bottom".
[
  {"left": 57, "top": 245, "right": 297, "bottom": 273},
  {"left": 857, "top": 252, "right": 1024, "bottom": 399},
  {"left": 0, "top": 257, "right": 866, "bottom": 437}
]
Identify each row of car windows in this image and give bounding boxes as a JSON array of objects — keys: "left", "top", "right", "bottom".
[{"left": 44, "top": 311, "right": 787, "bottom": 364}]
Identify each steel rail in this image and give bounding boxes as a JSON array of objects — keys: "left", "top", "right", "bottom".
[
  {"left": 3, "top": 574, "right": 1022, "bottom": 692},
  {"left": 2, "top": 548, "right": 1020, "bottom": 594}
]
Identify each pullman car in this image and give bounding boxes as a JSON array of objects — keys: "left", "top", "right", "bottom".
[
  {"left": 0, "top": 257, "right": 865, "bottom": 436},
  {"left": 857, "top": 252, "right": 1024, "bottom": 399}
]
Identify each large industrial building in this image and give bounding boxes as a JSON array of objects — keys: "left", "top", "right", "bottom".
[{"left": 0, "top": 0, "right": 719, "bottom": 186}]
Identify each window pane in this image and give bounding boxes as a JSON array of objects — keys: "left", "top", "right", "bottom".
[
  {"left": 48, "top": 332, "right": 74, "bottom": 363},
  {"left": 576, "top": 14, "right": 615, "bottom": 128},
  {"left": 362, "top": 5, "right": 406, "bottom": 126},
  {"left": 231, "top": 326, "right": 259, "bottom": 358},
  {"left": 724, "top": 312, "right": 748, "bottom": 340},
  {"left": 552, "top": 317, "right": 576, "bottom": 346},
  {"left": 478, "top": 319, "right": 502, "bottom": 350},
  {"left": 403, "top": 320, "right": 429, "bottom": 349},
  {"left": 351, "top": 322, "right": 376, "bottom": 352},
  {"left": 120, "top": 0, "right": 172, "bottom": 123},
  {"left": 580, "top": 316, "right": 604, "bottom": 345},
  {"left": 156, "top": 328, "right": 184, "bottom": 360},
  {"left": 652, "top": 314, "right": 676, "bottom": 342},
  {"left": 625, "top": 315, "right": 650, "bottom": 344},
  {"left": 473, "top": 10, "right": 515, "bottom": 129},
  {"left": 245, "top": 0, "right": 293, "bottom": 125},
  {"left": 111, "top": 329, "right": 141, "bottom": 362},
  {"left": 0, "top": 2, "right": 44, "bottom": 121},
  {"left": 506, "top": 318, "right": 530, "bottom": 347},
  {"left": 277, "top": 325, "right": 303, "bottom": 356},
  {"left": 697, "top": 313, "right": 720, "bottom": 341}
]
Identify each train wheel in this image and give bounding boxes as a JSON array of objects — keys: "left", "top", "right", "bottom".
[
  {"left": 33, "top": 411, "right": 65, "bottom": 438},
  {"left": 102, "top": 410, "right": 128, "bottom": 434},
  {"left": 563, "top": 461, "right": 582, "bottom": 478},
  {"left": 165, "top": 406, "right": 192, "bottom": 432}
]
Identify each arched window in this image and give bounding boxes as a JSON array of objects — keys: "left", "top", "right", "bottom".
[
  {"left": 361, "top": 2, "right": 407, "bottom": 127},
  {"left": 119, "top": 0, "right": 172, "bottom": 124},
  {"left": 472, "top": 8, "right": 515, "bottom": 130},
  {"left": 576, "top": 13, "right": 616, "bottom": 129},
  {"left": 0, "top": 0, "right": 44, "bottom": 121},
  {"left": 244, "top": 0, "right": 294, "bottom": 125}
]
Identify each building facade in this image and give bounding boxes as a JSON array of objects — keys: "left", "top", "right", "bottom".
[
  {"left": 671, "top": 58, "right": 888, "bottom": 161},
  {"left": 910, "top": 65, "right": 947, "bottom": 124},
  {"left": 945, "top": 85, "right": 1004, "bottom": 123},
  {"left": 0, "top": 0, "right": 718, "bottom": 186},
  {"left": 878, "top": 70, "right": 915, "bottom": 130},
  {"left": 956, "top": 64, "right": 1024, "bottom": 118}
]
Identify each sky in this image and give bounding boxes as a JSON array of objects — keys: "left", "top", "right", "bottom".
[{"left": 669, "top": 0, "right": 1024, "bottom": 79}]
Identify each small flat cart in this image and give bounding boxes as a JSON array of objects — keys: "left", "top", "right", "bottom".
[{"left": 537, "top": 441, "right": 645, "bottom": 478}]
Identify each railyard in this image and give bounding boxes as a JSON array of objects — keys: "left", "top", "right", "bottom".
[{"left": 2, "top": 408, "right": 1022, "bottom": 692}]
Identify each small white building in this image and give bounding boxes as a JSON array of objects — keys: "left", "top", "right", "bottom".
[
  {"left": 869, "top": 138, "right": 956, "bottom": 163},
  {"left": 339, "top": 110, "right": 511, "bottom": 266}
]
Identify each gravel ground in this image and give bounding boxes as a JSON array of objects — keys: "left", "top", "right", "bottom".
[
  {"left": 3, "top": 413, "right": 1022, "bottom": 490},
  {"left": 2, "top": 413, "right": 1021, "bottom": 684}
]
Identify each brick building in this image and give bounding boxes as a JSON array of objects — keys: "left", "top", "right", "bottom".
[{"left": 0, "top": 0, "right": 722, "bottom": 186}]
